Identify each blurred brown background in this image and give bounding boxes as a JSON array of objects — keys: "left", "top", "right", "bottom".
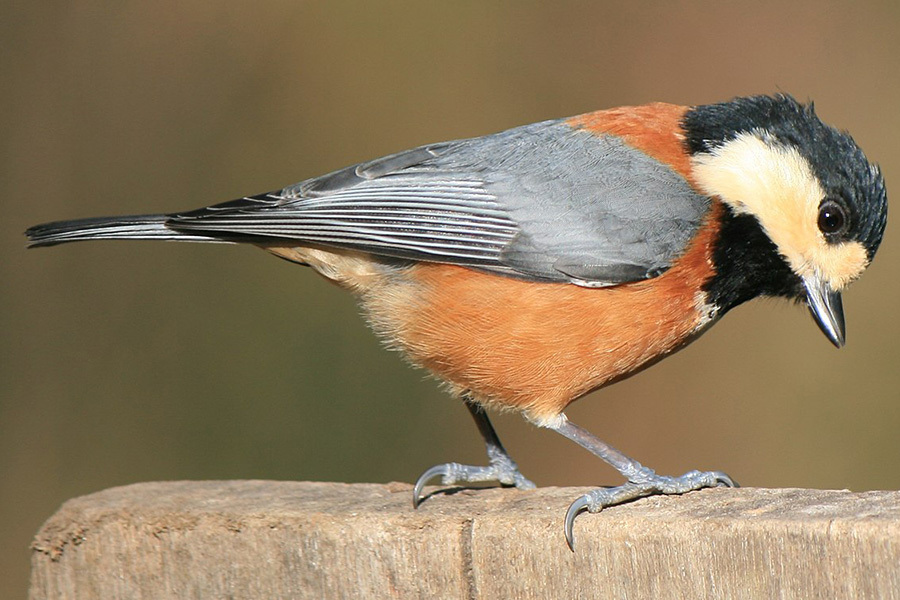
[{"left": 3, "top": 1, "right": 899, "bottom": 597}]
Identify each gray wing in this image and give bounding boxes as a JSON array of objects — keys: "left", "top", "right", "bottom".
[{"left": 168, "top": 119, "right": 710, "bottom": 286}]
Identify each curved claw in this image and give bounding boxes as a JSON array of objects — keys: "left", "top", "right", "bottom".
[
  {"left": 564, "top": 495, "right": 591, "bottom": 551},
  {"left": 713, "top": 472, "right": 739, "bottom": 488},
  {"left": 562, "top": 469, "right": 737, "bottom": 550},
  {"left": 412, "top": 464, "right": 452, "bottom": 508}
]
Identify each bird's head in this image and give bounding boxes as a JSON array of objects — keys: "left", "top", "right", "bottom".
[{"left": 684, "top": 95, "right": 887, "bottom": 347}]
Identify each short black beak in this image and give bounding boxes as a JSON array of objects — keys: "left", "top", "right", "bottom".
[{"left": 803, "top": 275, "right": 846, "bottom": 348}]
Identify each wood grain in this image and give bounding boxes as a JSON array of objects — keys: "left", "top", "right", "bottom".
[{"left": 30, "top": 481, "right": 900, "bottom": 599}]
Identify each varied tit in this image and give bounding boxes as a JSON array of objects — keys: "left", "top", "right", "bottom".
[{"left": 26, "top": 94, "right": 887, "bottom": 549}]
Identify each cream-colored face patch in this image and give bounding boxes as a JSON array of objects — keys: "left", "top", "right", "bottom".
[{"left": 691, "top": 132, "right": 869, "bottom": 290}]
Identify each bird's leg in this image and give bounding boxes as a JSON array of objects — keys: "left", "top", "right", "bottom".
[
  {"left": 545, "top": 414, "right": 737, "bottom": 550},
  {"left": 413, "top": 396, "right": 535, "bottom": 507}
]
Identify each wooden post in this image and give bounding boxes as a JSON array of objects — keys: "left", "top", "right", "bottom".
[{"left": 30, "top": 481, "right": 900, "bottom": 599}]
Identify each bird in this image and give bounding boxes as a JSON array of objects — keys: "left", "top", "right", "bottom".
[{"left": 26, "top": 94, "right": 887, "bottom": 549}]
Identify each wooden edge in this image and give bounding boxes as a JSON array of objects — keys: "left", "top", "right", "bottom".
[{"left": 30, "top": 481, "right": 900, "bottom": 599}]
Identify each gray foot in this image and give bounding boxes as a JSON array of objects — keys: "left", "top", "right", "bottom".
[
  {"left": 412, "top": 453, "right": 536, "bottom": 508},
  {"left": 564, "top": 469, "right": 737, "bottom": 550},
  {"left": 414, "top": 396, "right": 536, "bottom": 508}
]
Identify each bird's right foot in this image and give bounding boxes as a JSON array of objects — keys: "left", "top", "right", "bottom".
[{"left": 412, "top": 452, "right": 535, "bottom": 508}]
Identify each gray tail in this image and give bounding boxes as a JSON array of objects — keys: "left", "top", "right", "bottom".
[{"left": 25, "top": 214, "right": 233, "bottom": 248}]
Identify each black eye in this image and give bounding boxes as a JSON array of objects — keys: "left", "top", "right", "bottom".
[{"left": 817, "top": 201, "right": 848, "bottom": 236}]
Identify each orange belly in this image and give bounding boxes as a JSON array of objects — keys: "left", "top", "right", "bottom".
[
  {"left": 362, "top": 205, "right": 721, "bottom": 423},
  {"left": 267, "top": 103, "right": 718, "bottom": 423}
]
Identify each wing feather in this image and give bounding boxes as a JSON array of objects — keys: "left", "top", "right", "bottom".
[{"left": 167, "top": 119, "right": 709, "bottom": 284}]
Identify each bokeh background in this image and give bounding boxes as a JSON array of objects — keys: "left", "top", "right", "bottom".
[{"left": 3, "top": 1, "right": 900, "bottom": 596}]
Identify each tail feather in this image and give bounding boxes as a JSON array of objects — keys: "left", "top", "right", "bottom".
[{"left": 25, "top": 214, "right": 235, "bottom": 248}]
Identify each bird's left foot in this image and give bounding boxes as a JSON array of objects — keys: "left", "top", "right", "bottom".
[
  {"left": 412, "top": 452, "right": 536, "bottom": 508},
  {"left": 564, "top": 469, "right": 737, "bottom": 550}
]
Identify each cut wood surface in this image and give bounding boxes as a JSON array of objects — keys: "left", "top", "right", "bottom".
[{"left": 30, "top": 481, "right": 900, "bottom": 599}]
